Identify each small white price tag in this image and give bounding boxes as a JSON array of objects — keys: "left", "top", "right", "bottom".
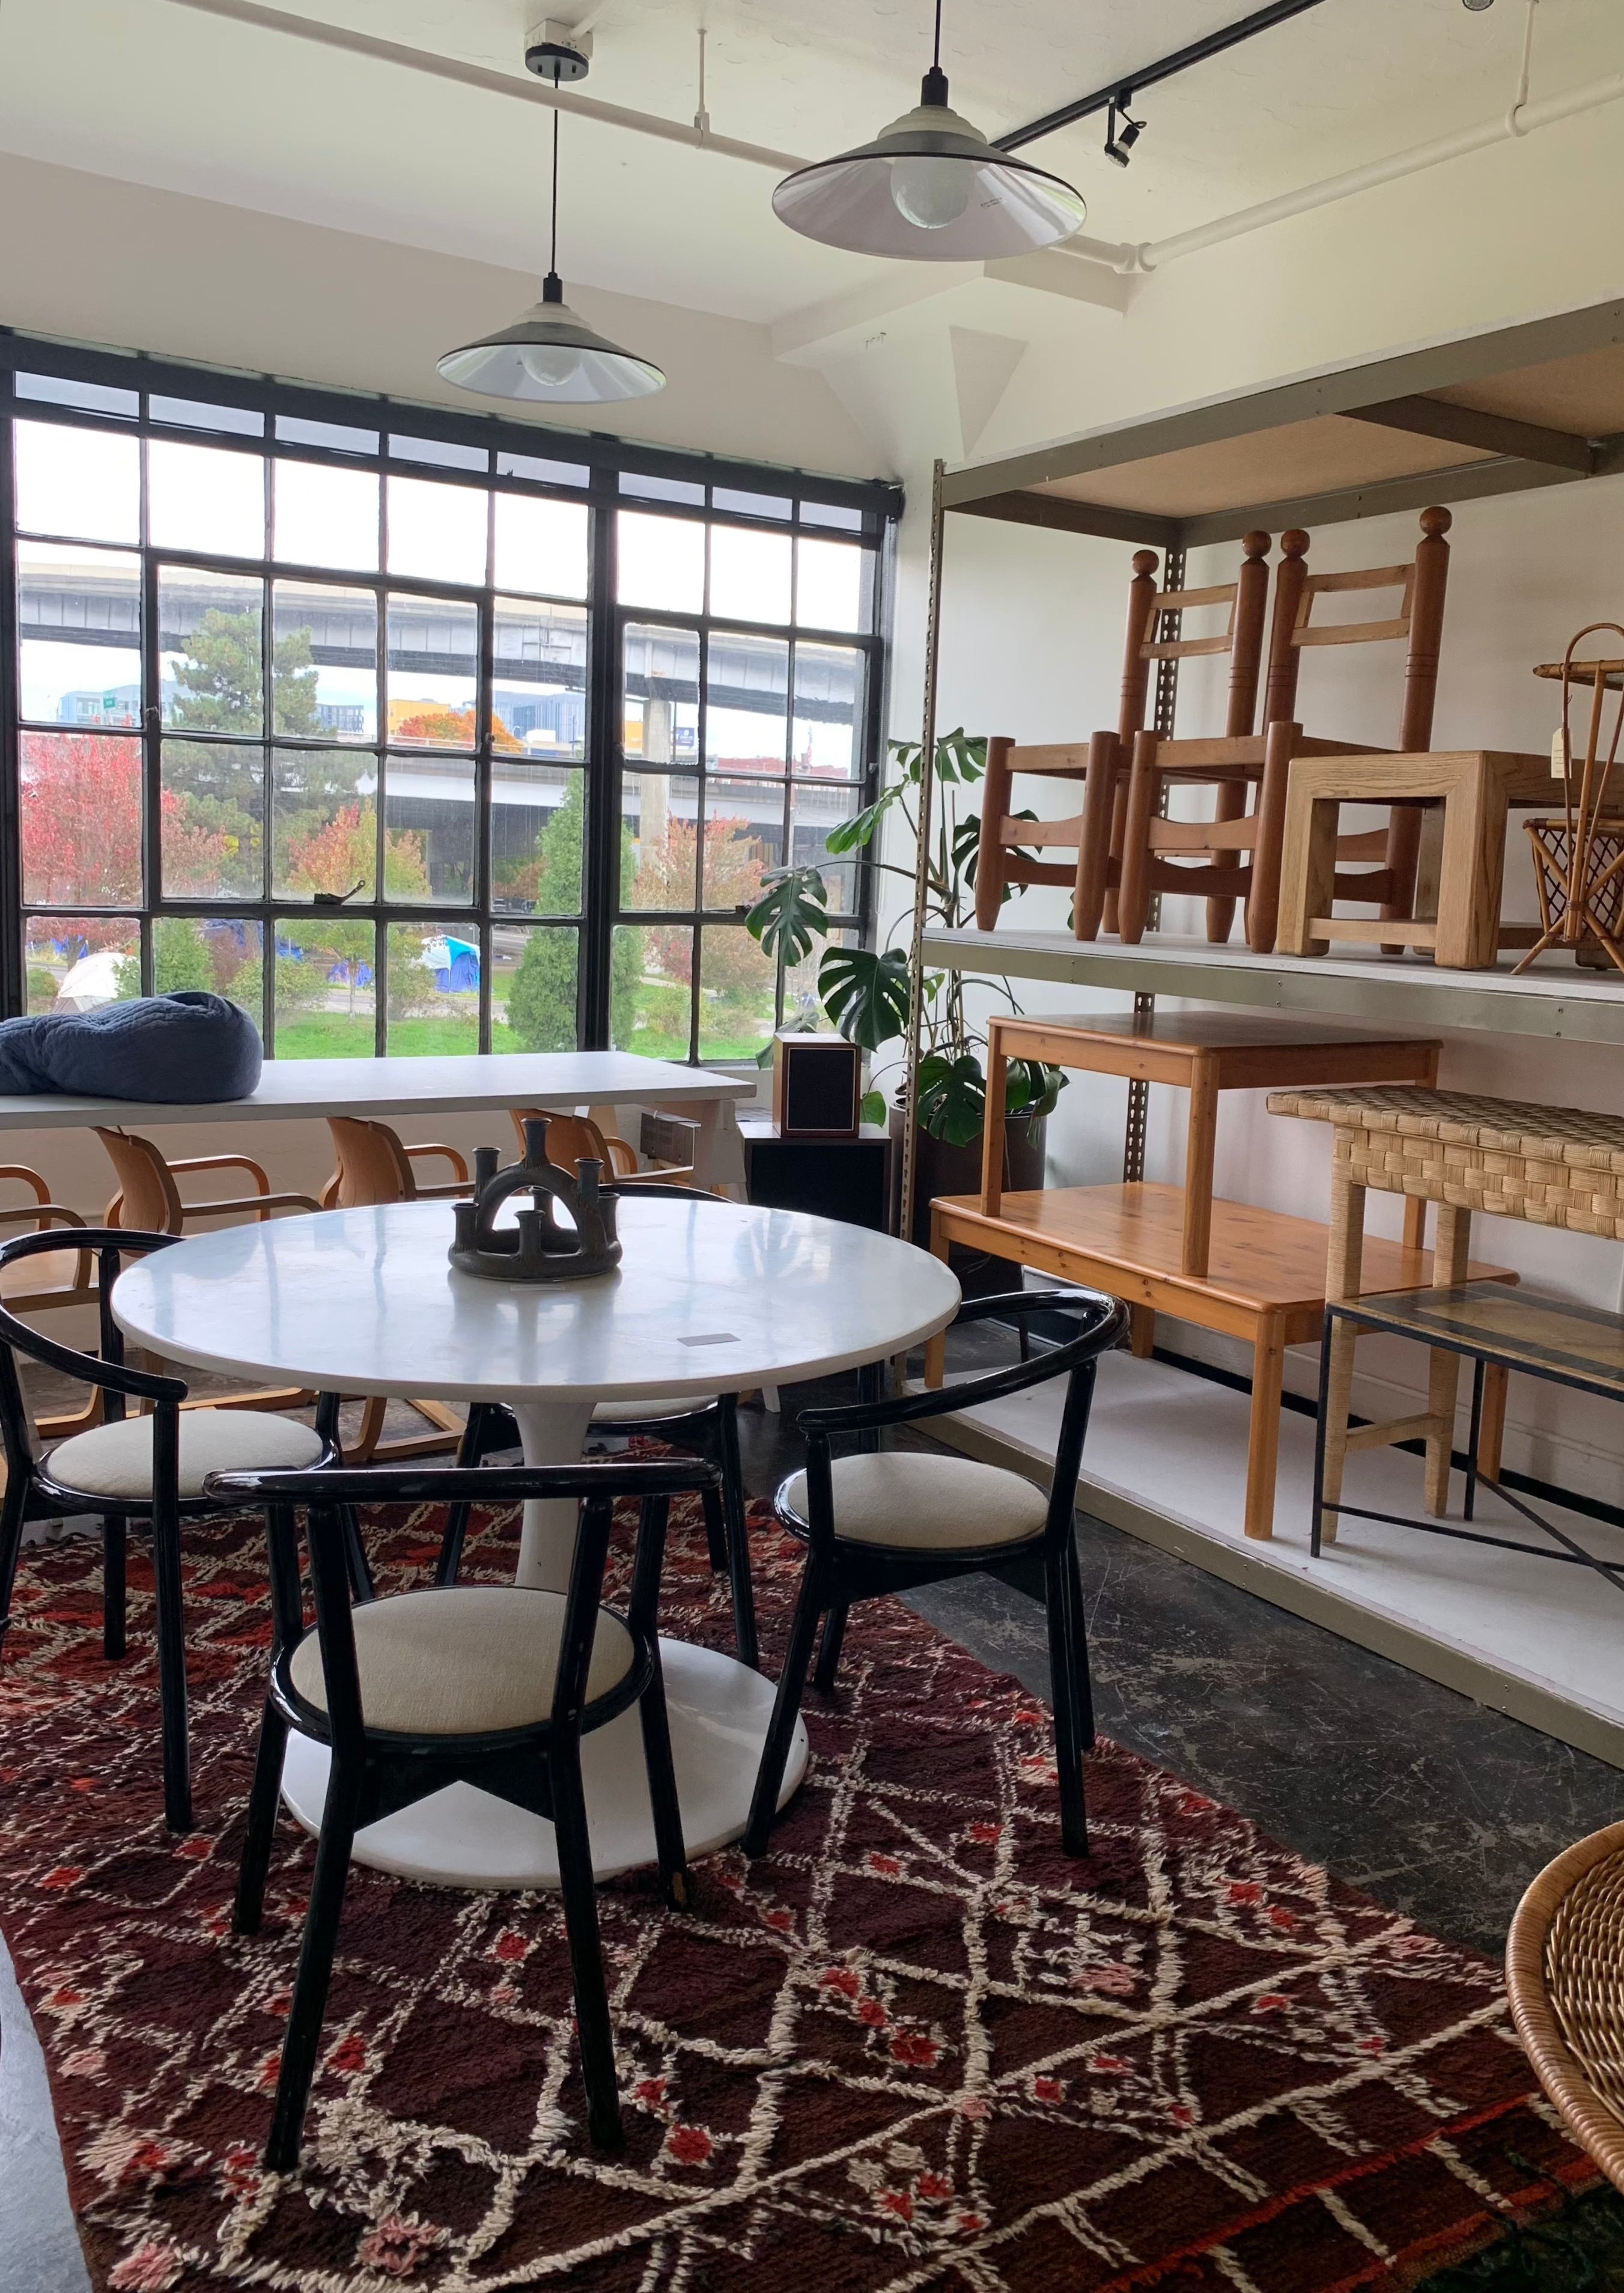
[{"left": 1553, "top": 725, "right": 1570, "bottom": 779}]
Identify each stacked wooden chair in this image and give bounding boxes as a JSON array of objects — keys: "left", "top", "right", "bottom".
[{"left": 1114, "top": 510, "right": 1455, "bottom": 951}]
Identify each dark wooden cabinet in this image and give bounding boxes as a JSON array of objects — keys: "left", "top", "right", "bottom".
[{"left": 740, "top": 1114, "right": 893, "bottom": 1233}]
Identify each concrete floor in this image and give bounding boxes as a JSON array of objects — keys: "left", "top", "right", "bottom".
[{"left": 4, "top": 1334, "right": 1621, "bottom": 2285}]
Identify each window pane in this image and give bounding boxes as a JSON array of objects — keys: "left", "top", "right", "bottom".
[
  {"left": 391, "top": 435, "right": 487, "bottom": 473},
  {"left": 698, "top": 925, "right": 776, "bottom": 1062},
  {"left": 710, "top": 525, "right": 790, "bottom": 624},
  {"left": 17, "top": 375, "right": 138, "bottom": 419},
  {"left": 386, "top": 474, "right": 487, "bottom": 585},
  {"left": 272, "top": 748, "right": 379, "bottom": 901},
  {"left": 273, "top": 460, "right": 380, "bottom": 572},
  {"left": 701, "top": 778, "right": 782, "bottom": 912},
  {"left": 618, "top": 511, "right": 703, "bottom": 612},
  {"left": 147, "top": 440, "right": 266, "bottom": 558},
  {"left": 624, "top": 623, "right": 698, "bottom": 766},
  {"left": 493, "top": 495, "right": 588, "bottom": 600},
  {"left": 383, "top": 753, "right": 474, "bottom": 905},
  {"left": 792, "top": 642, "right": 864, "bottom": 778},
  {"left": 159, "top": 567, "right": 265, "bottom": 734},
  {"left": 493, "top": 597, "right": 586, "bottom": 757},
  {"left": 273, "top": 580, "right": 377, "bottom": 740},
  {"left": 387, "top": 921, "right": 479, "bottom": 1055},
  {"left": 621, "top": 474, "right": 704, "bottom": 507},
  {"left": 790, "top": 779, "right": 862, "bottom": 915},
  {"left": 621, "top": 770, "right": 698, "bottom": 912},
  {"left": 14, "top": 421, "right": 139, "bottom": 544},
  {"left": 493, "top": 763, "right": 582, "bottom": 916},
  {"left": 497, "top": 451, "right": 588, "bottom": 487},
  {"left": 494, "top": 924, "right": 577, "bottom": 1051},
  {"left": 17, "top": 542, "right": 141, "bottom": 726},
  {"left": 274, "top": 913, "right": 375, "bottom": 1059},
  {"left": 160, "top": 740, "right": 264, "bottom": 898},
  {"left": 20, "top": 731, "right": 143, "bottom": 907},
  {"left": 150, "top": 396, "right": 264, "bottom": 437},
  {"left": 613, "top": 921, "right": 690, "bottom": 1060},
  {"left": 192, "top": 918, "right": 265, "bottom": 1029},
  {"left": 707, "top": 632, "right": 788, "bottom": 773},
  {"left": 796, "top": 537, "right": 865, "bottom": 632},
  {"left": 24, "top": 915, "right": 140, "bottom": 1012},
  {"left": 276, "top": 416, "right": 379, "bottom": 455},
  {"left": 387, "top": 594, "right": 478, "bottom": 743},
  {"left": 713, "top": 489, "right": 790, "bottom": 522}
]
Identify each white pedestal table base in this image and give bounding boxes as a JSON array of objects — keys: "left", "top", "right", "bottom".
[{"left": 279, "top": 1637, "right": 807, "bottom": 1888}]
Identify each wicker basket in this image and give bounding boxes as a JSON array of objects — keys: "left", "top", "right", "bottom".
[{"left": 1507, "top": 1821, "right": 1624, "bottom": 2193}]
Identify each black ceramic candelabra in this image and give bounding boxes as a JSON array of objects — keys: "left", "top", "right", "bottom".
[{"left": 448, "top": 1118, "right": 622, "bottom": 1283}]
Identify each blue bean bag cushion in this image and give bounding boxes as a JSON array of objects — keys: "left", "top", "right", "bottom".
[{"left": 0, "top": 991, "right": 263, "bottom": 1101}]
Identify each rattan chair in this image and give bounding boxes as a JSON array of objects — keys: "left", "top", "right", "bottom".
[
  {"left": 744, "top": 1285, "right": 1127, "bottom": 1860},
  {"left": 438, "top": 1181, "right": 759, "bottom": 1669},
  {"left": 206, "top": 1454, "right": 716, "bottom": 2170},
  {"left": 0, "top": 1228, "right": 339, "bottom": 1831},
  {"left": 1507, "top": 1819, "right": 1624, "bottom": 2192}
]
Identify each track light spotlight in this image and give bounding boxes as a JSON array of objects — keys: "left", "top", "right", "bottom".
[{"left": 1104, "top": 96, "right": 1145, "bottom": 168}]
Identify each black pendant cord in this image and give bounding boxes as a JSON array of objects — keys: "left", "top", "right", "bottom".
[
  {"left": 549, "top": 66, "right": 561, "bottom": 285},
  {"left": 931, "top": 0, "right": 943, "bottom": 69}
]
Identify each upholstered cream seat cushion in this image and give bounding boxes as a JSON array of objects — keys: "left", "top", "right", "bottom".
[
  {"left": 591, "top": 1395, "right": 717, "bottom": 1424},
  {"left": 780, "top": 1451, "right": 1048, "bottom": 1550},
  {"left": 46, "top": 1409, "right": 325, "bottom": 1502},
  {"left": 287, "top": 1586, "right": 635, "bottom": 1735}
]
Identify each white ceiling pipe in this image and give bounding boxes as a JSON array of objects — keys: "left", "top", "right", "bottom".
[
  {"left": 1131, "top": 31, "right": 1623, "bottom": 273},
  {"left": 155, "top": 0, "right": 807, "bottom": 172}
]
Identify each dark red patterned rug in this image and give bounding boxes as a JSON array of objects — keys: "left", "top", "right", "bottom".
[{"left": 0, "top": 1490, "right": 1592, "bottom": 2291}]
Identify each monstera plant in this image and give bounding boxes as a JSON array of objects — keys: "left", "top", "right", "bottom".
[{"left": 744, "top": 728, "right": 1065, "bottom": 1147}]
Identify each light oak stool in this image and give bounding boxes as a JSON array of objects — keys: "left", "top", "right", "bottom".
[
  {"left": 1268, "top": 1086, "right": 1624, "bottom": 1538},
  {"left": 1276, "top": 749, "right": 1553, "bottom": 968}
]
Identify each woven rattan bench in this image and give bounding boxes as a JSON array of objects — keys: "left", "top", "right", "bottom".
[
  {"left": 1508, "top": 1819, "right": 1624, "bottom": 2193},
  {"left": 1268, "top": 1086, "right": 1624, "bottom": 1538}
]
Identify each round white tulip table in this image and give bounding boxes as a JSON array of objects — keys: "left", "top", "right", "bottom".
[{"left": 112, "top": 1195, "right": 960, "bottom": 1890}]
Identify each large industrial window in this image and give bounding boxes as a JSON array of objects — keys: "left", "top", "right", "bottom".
[{"left": 0, "top": 340, "right": 896, "bottom": 1061}]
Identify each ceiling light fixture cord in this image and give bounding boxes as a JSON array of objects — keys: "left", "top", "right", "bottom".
[
  {"left": 550, "top": 69, "right": 561, "bottom": 276},
  {"left": 932, "top": 0, "right": 942, "bottom": 70}
]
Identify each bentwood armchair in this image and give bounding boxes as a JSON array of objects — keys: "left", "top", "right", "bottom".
[
  {"left": 207, "top": 1455, "right": 716, "bottom": 2170},
  {"left": 744, "top": 1286, "right": 1127, "bottom": 1861},
  {"left": 0, "top": 1227, "right": 334, "bottom": 1830}
]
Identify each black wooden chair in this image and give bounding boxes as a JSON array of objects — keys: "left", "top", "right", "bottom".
[
  {"left": 743, "top": 1287, "right": 1127, "bottom": 1861},
  {"left": 206, "top": 1454, "right": 716, "bottom": 2172},
  {"left": 0, "top": 1226, "right": 336, "bottom": 1833},
  {"left": 437, "top": 1184, "right": 758, "bottom": 1669}
]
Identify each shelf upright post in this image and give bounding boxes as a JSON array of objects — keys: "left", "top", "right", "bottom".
[
  {"left": 1124, "top": 543, "right": 1185, "bottom": 1182},
  {"left": 901, "top": 459, "right": 946, "bottom": 1247}
]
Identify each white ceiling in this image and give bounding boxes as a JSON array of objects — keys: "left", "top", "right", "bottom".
[{"left": 0, "top": 0, "right": 1616, "bottom": 329}]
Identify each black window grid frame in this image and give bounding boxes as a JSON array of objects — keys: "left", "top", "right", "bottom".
[{"left": 0, "top": 330, "right": 901, "bottom": 1061}]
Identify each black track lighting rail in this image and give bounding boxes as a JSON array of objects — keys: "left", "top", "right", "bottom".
[{"left": 994, "top": 0, "right": 1336, "bottom": 153}]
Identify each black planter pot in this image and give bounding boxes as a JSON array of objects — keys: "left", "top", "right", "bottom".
[{"left": 889, "top": 1105, "right": 1047, "bottom": 1297}]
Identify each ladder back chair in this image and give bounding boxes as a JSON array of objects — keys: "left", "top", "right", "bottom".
[
  {"left": 0, "top": 1227, "right": 336, "bottom": 1831},
  {"left": 320, "top": 1117, "right": 473, "bottom": 1464},
  {"left": 978, "top": 535, "right": 1271, "bottom": 940},
  {"left": 745, "top": 1287, "right": 1127, "bottom": 1861},
  {"left": 1115, "top": 508, "right": 1452, "bottom": 952},
  {"left": 437, "top": 1179, "right": 759, "bottom": 1669},
  {"left": 207, "top": 1454, "right": 714, "bottom": 2169}
]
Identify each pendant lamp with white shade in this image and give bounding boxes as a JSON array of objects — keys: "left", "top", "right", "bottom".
[
  {"left": 439, "top": 82, "right": 665, "bottom": 405},
  {"left": 773, "top": 0, "right": 1086, "bottom": 261}
]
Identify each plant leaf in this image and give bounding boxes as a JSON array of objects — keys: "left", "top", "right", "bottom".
[
  {"left": 1003, "top": 1058, "right": 1068, "bottom": 1120},
  {"left": 743, "top": 865, "right": 827, "bottom": 964},
  {"left": 916, "top": 1050, "right": 987, "bottom": 1146},
  {"left": 819, "top": 945, "right": 911, "bottom": 1051},
  {"left": 826, "top": 782, "right": 903, "bottom": 855},
  {"left": 859, "top": 1089, "right": 887, "bottom": 1128}
]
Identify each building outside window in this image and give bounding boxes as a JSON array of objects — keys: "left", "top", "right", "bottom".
[{"left": 0, "top": 346, "right": 898, "bottom": 1062}]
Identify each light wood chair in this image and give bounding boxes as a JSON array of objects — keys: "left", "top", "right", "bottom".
[
  {"left": 321, "top": 1117, "right": 472, "bottom": 1464},
  {"left": 1116, "top": 508, "right": 1454, "bottom": 952},
  {"left": 0, "top": 1166, "right": 100, "bottom": 1437},
  {"left": 97, "top": 1125, "right": 321, "bottom": 1234},
  {"left": 96, "top": 1126, "right": 323, "bottom": 1417},
  {"left": 976, "top": 534, "right": 1273, "bottom": 942},
  {"left": 514, "top": 1109, "right": 699, "bottom": 1186}
]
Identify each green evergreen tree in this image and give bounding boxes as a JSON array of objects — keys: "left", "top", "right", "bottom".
[
  {"left": 504, "top": 779, "right": 640, "bottom": 1049},
  {"left": 112, "top": 916, "right": 214, "bottom": 1001}
]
